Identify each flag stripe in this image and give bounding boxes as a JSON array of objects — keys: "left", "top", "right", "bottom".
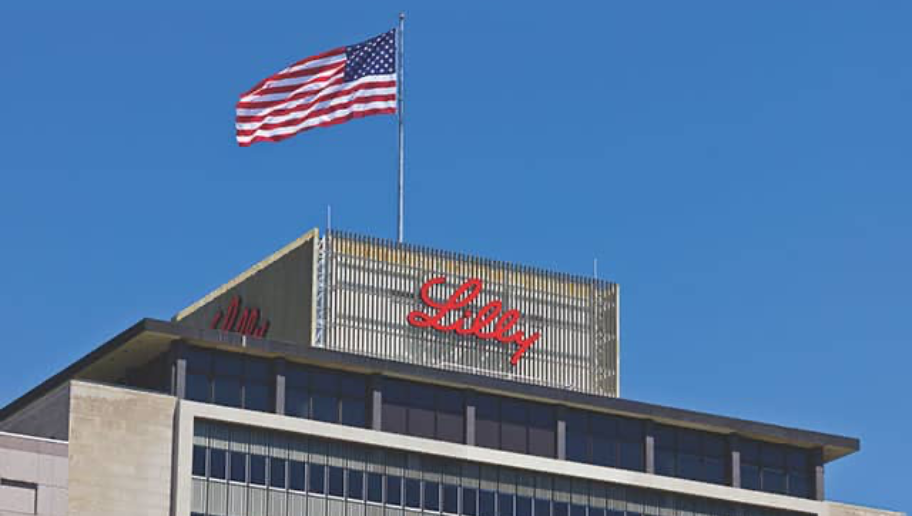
[{"left": 236, "top": 30, "right": 396, "bottom": 146}]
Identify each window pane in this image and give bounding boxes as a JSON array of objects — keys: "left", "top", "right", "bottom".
[
  {"left": 185, "top": 348, "right": 211, "bottom": 372},
  {"left": 498, "top": 493, "right": 514, "bottom": 516},
  {"left": 250, "top": 455, "right": 267, "bottom": 486},
  {"left": 425, "top": 481, "right": 440, "bottom": 511},
  {"left": 592, "top": 437, "right": 617, "bottom": 467},
  {"left": 341, "top": 398, "right": 366, "bottom": 427},
  {"left": 704, "top": 457, "right": 725, "bottom": 485},
  {"left": 591, "top": 509, "right": 606, "bottom": 516},
  {"left": 571, "top": 504, "right": 586, "bottom": 516},
  {"left": 619, "top": 441, "right": 643, "bottom": 471},
  {"left": 367, "top": 472, "right": 382, "bottom": 502},
  {"left": 405, "top": 478, "right": 421, "bottom": 508},
  {"left": 286, "top": 367, "right": 309, "bottom": 388},
  {"left": 309, "top": 464, "right": 325, "bottom": 494},
  {"left": 311, "top": 370, "right": 339, "bottom": 394},
  {"left": 529, "top": 408, "right": 555, "bottom": 458},
  {"left": 214, "top": 354, "right": 243, "bottom": 376},
  {"left": 230, "top": 452, "right": 247, "bottom": 483},
  {"left": 655, "top": 449, "right": 675, "bottom": 477},
  {"left": 653, "top": 425, "right": 676, "bottom": 450},
  {"left": 382, "top": 402, "right": 407, "bottom": 434},
  {"left": 535, "top": 499, "right": 551, "bottom": 516},
  {"left": 678, "top": 453, "right": 701, "bottom": 480},
  {"left": 678, "top": 430, "right": 700, "bottom": 454},
  {"left": 480, "top": 490, "right": 496, "bottom": 516},
  {"left": 762, "top": 468, "right": 786, "bottom": 494},
  {"left": 740, "top": 440, "right": 760, "bottom": 464},
  {"left": 762, "top": 445, "right": 785, "bottom": 468},
  {"left": 289, "top": 460, "right": 305, "bottom": 491},
  {"left": 500, "top": 399, "right": 528, "bottom": 453},
  {"left": 210, "top": 449, "right": 227, "bottom": 480},
  {"left": 387, "top": 475, "right": 402, "bottom": 506},
  {"left": 312, "top": 393, "right": 338, "bottom": 423},
  {"left": 339, "top": 373, "right": 367, "bottom": 398},
  {"left": 590, "top": 414, "right": 615, "bottom": 438},
  {"left": 789, "top": 471, "right": 809, "bottom": 498},
  {"left": 386, "top": 476, "right": 402, "bottom": 506},
  {"left": 187, "top": 374, "right": 210, "bottom": 402},
  {"left": 270, "top": 458, "right": 286, "bottom": 489},
  {"left": 704, "top": 434, "right": 726, "bottom": 458},
  {"left": 286, "top": 387, "right": 309, "bottom": 418},
  {"left": 476, "top": 396, "right": 500, "bottom": 449},
  {"left": 567, "top": 431, "right": 588, "bottom": 462},
  {"left": 245, "top": 358, "right": 270, "bottom": 381},
  {"left": 348, "top": 470, "right": 364, "bottom": 500},
  {"left": 516, "top": 496, "right": 532, "bottom": 516},
  {"left": 245, "top": 382, "right": 270, "bottom": 412},
  {"left": 443, "top": 484, "right": 459, "bottom": 514},
  {"left": 409, "top": 406, "right": 436, "bottom": 439},
  {"left": 553, "top": 502, "right": 569, "bottom": 516},
  {"left": 213, "top": 377, "right": 242, "bottom": 408},
  {"left": 617, "top": 419, "right": 642, "bottom": 441},
  {"left": 463, "top": 487, "right": 478, "bottom": 516},
  {"left": 192, "top": 445, "right": 206, "bottom": 477},
  {"left": 741, "top": 464, "right": 760, "bottom": 490},
  {"left": 438, "top": 411, "right": 465, "bottom": 443},
  {"left": 329, "top": 466, "right": 344, "bottom": 497},
  {"left": 787, "top": 449, "right": 808, "bottom": 470}
]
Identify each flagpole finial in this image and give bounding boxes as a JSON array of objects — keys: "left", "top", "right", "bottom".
[{"left": 399, "top": 12, "right": 405, "bottom": 20}]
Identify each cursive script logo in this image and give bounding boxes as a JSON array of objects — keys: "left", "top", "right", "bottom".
[
  {"left": 406, "top": 276, "right": 541, "bottom": 366},
  {"left": 210, "top": 295, "right": 270, "bottom": 338}
]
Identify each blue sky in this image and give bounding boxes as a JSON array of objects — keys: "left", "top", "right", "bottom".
[{"left": 0, "top": 1, "right": 909, "bottom": 511}]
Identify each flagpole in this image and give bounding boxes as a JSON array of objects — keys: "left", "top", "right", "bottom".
[{"left": 396, "top": 12, "right": 405, "bottom": 244}]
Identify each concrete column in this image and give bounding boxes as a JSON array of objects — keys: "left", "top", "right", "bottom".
[
  {"left": 556, "top": 407, "right": 567, "bottom": 460},
  {"left": 728, "top": 435, "right": 741, "bottom": 488},
  {"left": 370, "top": 375, "right": 383, "bottom": 431},
  {"left": 274, "top": 358, "right": 286, "bottom": 415},
  {"left": 644, "top": 421, "right": 656, "bottom": 474},
  {"left": 465, "top": 391, "right": 476, "bottom": 446},
  {"left": 813, "top": 448, "right": 825, "bottom": 501},
  {"left": 170, "top": 340, "right": 187, "bottom": 399}
]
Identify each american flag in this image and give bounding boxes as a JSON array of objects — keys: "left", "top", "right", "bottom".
[{"left": 236, "top": 30, "right": 397, "bottom": 146}]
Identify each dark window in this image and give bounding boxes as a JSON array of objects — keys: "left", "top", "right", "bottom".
[
  {"left": 463, "top": 487, "right": 478, "bottom": 516},
  {"left": 405, "top": 478, "right": 422, "bottom": 509},
  {"left": 741, "top": 464, "right": 761, "bottom": 490},
  {"left": 230, "top": 452, "right": 247, "bottom": 483},
  {"left": 619, "top": 440, "right": 643, "bottom": 471},
  {"left": 553, "top": 502, "right": 569, "bottom": 516},
  {"left": 480, "top": 490, "right": 496, "bottom": 516},
  {"left": 270, "top": 458, "right": 286, "bottom": 489},
  {"left": 437, "top": 389, "right": 465, "bottom": 443},
  {"left": 187, "top": 373, "right": 210, "bottom": 402},
  {"left": 341, "top": 398, "right": 366, "bottom": 427},
  {"left": 245, "top": 383, "right": 270, "bottom": 412},
  {"left": 571, "top": 505, "right": 587, "bottom": 516},
  {"left": 250, "top": 455, "right": 267, "bottom": 486},
  {"left": 348, "top": 470, "right": 364, "bottom": 500},
  {"left": 309, "top": 464, "right": 325, "bottom": 494},
  {"left": 425, "top": 481, "right": 440, "bottom": 511},
  {"left": 192, "top": 446, "right": 207, "bottom": 477},
  {"left": 516, "top": 496, "right": 532, "bottom": 516},
  {"left": 789, "top": 471, "right": 809, "bottom": 498},
  {"left": 286, "top": 387, "right": 309, "bottom": 418},
  {"left": 186, "top": 348, "right": 211, "bottom": 372},
  {"left": 591, "top": 509, "right": 606, "bottom": 516},
  {"left": 289, "top": 460, "right": 305, "bottom": 491},
  {"left": 476, "top": 396, "right": 500, "bottom": 449},
  {"left": 566, "top": 411, "right": 588, "bottom": 463},
  {"left": 498, "top": 493, "right": 515, "bottom": 516},
  {"left": 367, "top": 472, "right": 383, "bottom": 503},
  {"left": 210, "top": 449, "right": 227, "bottom": 480},
  {"left": 213, "top": 377, "right": 242, "bottom": 408},
  {"left": 329, "top": 466, "right": 345, "bottom": 497},
  {"left": 528, "top": 405, "right": 555, "bottom": 458},
  {"left": 409, "top": 385, "right": 437, "bottom": 439},
  {"left": 763, "top": 468, "right": 787, "bottom": 494},
  {"left": 387, "top": 475, "right": 402, "bottom": 506},
  {"left": 443, "top": 484, "right": 459, "bottom": 514},
  {"left": 535, "top": 499, "right": 551, "bottom": 516},
  {"left": 312, "top": 393, "right": 338, "bottom": 423},
  {"left": 500, "top": 399, "right": 528, "bottom": 453}
]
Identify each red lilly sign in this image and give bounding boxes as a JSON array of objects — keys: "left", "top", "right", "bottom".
[
  {"left": 406, "top": 276, "right": 541, "bottom": 366},
  {"left": 210, "top": 296, "right": 270, "bottom": 338}
]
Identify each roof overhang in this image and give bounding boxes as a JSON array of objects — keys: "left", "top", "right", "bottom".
[{"left": 0, "top": 318, "right": 860, "bottom": 463}]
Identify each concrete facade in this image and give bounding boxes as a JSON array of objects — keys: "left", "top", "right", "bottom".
[
  {"left": 0, "top": 432, "right": 67, "bottom": 516},
  {"left": 67, "top": 382, "right": 176, "bottom": 516}
]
